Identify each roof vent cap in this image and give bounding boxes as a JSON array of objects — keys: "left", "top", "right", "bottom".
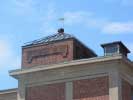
[{"left": 58, "top": 28, "right": 64, "bottom": 35}]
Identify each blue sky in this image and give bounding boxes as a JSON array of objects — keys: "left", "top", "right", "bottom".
[{"left": 0, "top": 0, "right": 133, "bottom": 90}]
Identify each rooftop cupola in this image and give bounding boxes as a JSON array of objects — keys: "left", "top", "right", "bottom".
[{"left": 101, "top": 41, "right": 130, "bottom": 57}]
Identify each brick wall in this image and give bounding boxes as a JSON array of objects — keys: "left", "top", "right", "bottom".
[
  {"left": 122, "top": 79, "right": 132, "bottom": 100},
  {"left": 22, "top": 40, "right": 74, "bottom": 68},
  {"left": 26, "top": 83, "right": 65, "bottom": 100},
  {"left": 73, "top": 76, "right": 109, "bottom": 100},
  {"left": 26, "top": 76, "right": 109, "bottom": 100}
]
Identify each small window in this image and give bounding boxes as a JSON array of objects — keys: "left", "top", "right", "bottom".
[{"left": 105, "top": 46, "right": 118, "bottom": 55}]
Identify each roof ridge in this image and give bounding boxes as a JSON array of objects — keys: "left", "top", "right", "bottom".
[{"left": 23, "top": 32, "right": 74, "bottom": 47}]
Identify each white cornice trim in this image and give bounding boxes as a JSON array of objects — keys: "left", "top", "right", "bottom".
[
  {"left": 0, "top": 88, "right": 17, "bottom": 95},
  {"left": 9, "top": 55, "right": 132, "bottom": 78}
]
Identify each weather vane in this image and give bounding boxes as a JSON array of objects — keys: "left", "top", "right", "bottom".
[{"left": 58, "top": 18, "right": 65, "bottom": 28}]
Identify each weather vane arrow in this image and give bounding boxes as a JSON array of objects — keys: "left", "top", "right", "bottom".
[{"left": 58, "top": 18, "right": 65, "bottom": 28}]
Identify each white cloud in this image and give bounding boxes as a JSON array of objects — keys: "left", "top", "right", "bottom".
[
  {"left": 102, "top": 22, "right": 133, "bottom": 34},
  {"left": 12, "top": 0, "right": 33, "bottom": 7},
  {"left": 40, "top": 10, "right": 94, "bottom": 35},
  {"left": 60, "top": 11, "right": 133, "bottom": 35},
  {"left": 64, "top": 11, "right": 102, "bottom": 27},
  {"left": 63, "top": 11, "right": 108, "bottom": 29},
  {"left": 0, "top": 40, "right": 12, "bottom": 59},
  {"left": 10, "top": 0, "right": 36, "bottom": 15},
  {"left": 64, "top": 11, "right": 92, "bottom": 25},
  {"left": 0, "top": 39, "right": 20, "bottom": 69},
  {"left": 39, "top": 2, "right": 57, "bottom": 35}
]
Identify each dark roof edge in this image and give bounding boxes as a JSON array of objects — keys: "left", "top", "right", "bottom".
[
  {"left": 22, "top": 38, "right": 74, "bottom": 49},
  {"left": 22, "top": 33, "right": 74, "bottom": 48},
  {"left": 73, "top": 38, "right": 97, "bottom": 57},
  {"left": 101, "top": 41, "right": 130, "bottom": 53}
]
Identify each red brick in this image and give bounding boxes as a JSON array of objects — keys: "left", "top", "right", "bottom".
[
  {"left": 22, "top": 40, "right": 74, "bottom": 68},
  {"left": 73, "top": 76, "right": 109, "bottom": 100},
  {"left": 26, "top": 83, "right": 65, "bottom": 100}
]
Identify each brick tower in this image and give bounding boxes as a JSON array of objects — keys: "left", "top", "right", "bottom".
[{"left": 22, "top": 28, "right": 97, "bottom": 68}]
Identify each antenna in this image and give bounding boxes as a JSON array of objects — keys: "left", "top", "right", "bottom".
[{"left": 58, "top": 18, "right": 65, "bottom": 28}]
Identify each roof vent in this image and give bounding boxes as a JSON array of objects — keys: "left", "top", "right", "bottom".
[
  {"left": 58, "top": 28, "right": 64, "bottom": 35},
  {"left": 101, "top": 41, "right": 130, "bottom": 57}
]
